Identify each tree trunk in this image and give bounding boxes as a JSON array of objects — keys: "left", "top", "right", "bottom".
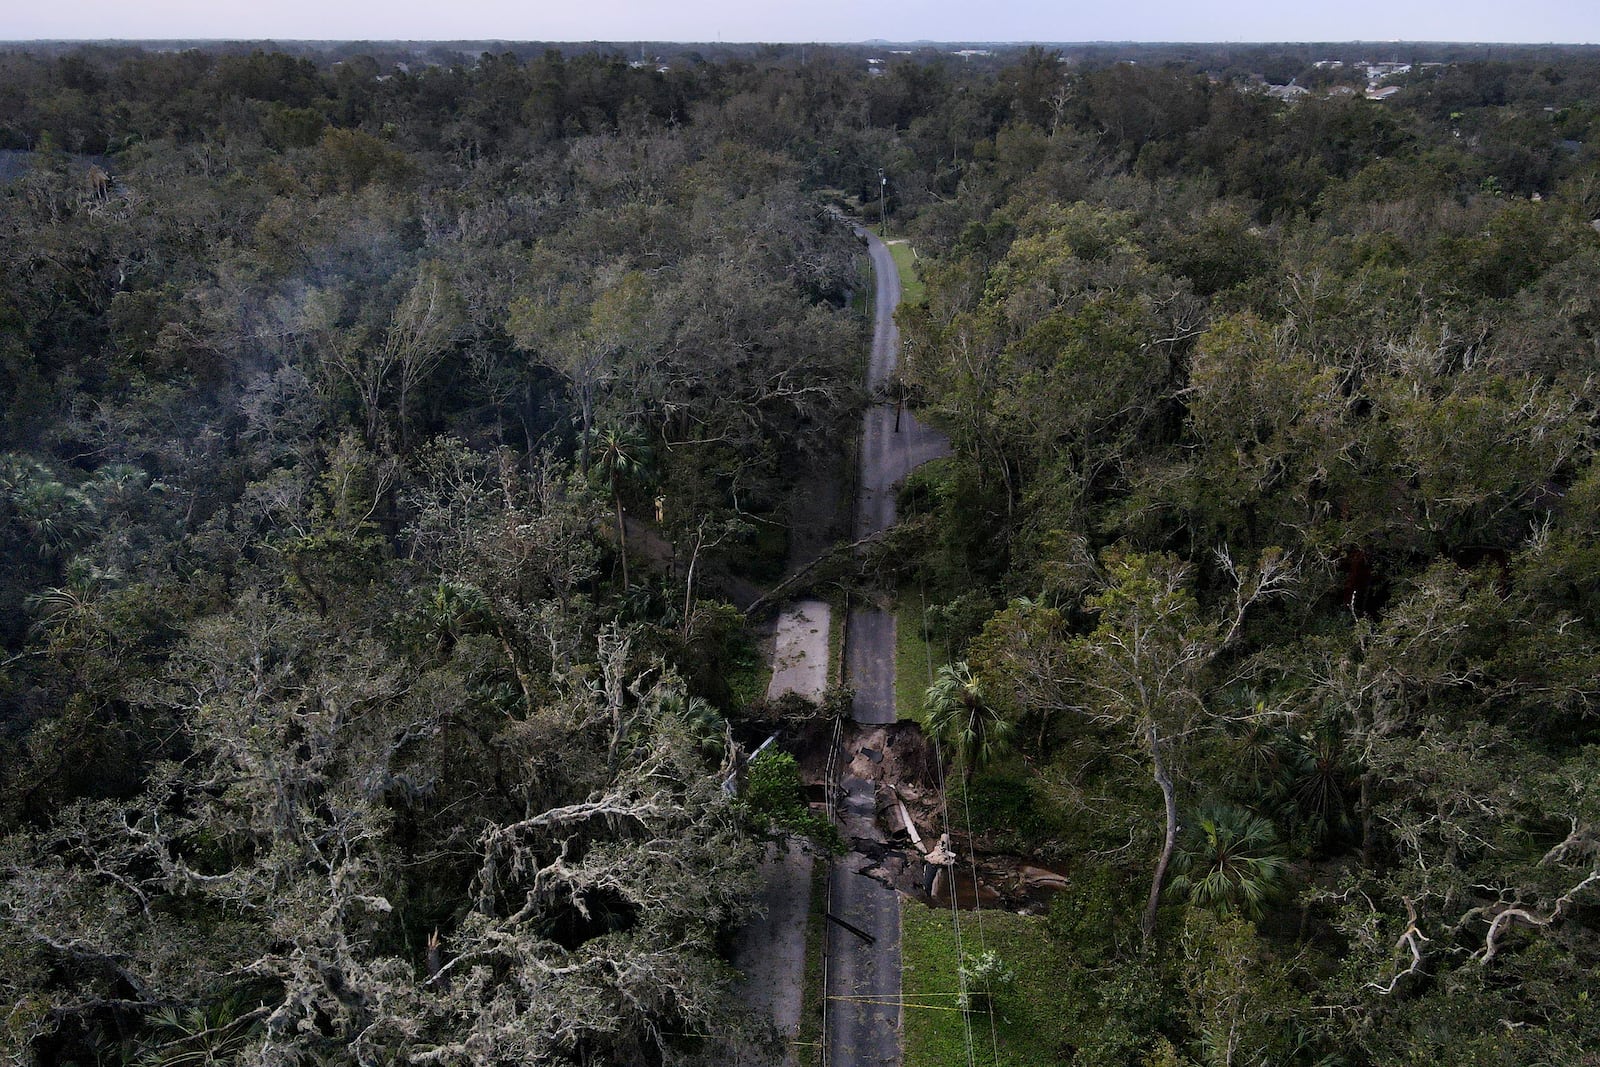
[
  {"left": 614, "top": 491, "right": 629, "bottom": 589},
  {"left": 289, "top": 552, "right": 329, "bottom": 618},
  {"left": 495, "top": 628, "right": 538, "bottom": 718},
  {"left": 1357, "top": 703, "right": 1375, "bottom": 867},
  {"left": 1142, "top": 721, "right": 1179, "bottom": 946},
  {"left": 522, "top": 378, "right": 539, "bottom": 460},
  {"left": 577, "top": 386, "right": 594, "bottom": 472},
  {"left": 1359, "top": 768, "right": 1375, "bottom": 868},
  {"left": 681, "top": 524, "right": 702, "bottom": 639}
]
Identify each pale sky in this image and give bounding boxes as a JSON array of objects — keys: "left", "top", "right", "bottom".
[{"left": 3, "top": 0, "right": 1596, "bottom": 44}]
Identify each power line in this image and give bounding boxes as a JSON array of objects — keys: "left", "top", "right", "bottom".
[
  {"left": 920, "top": 586, "right": 978, "bottom": 1067},
  {"left": 922, "top": 583, "right": 1005, "bottom": 1066},
  {"left": 955, "top": 723, "right": 1004, "bottom": 1067}
]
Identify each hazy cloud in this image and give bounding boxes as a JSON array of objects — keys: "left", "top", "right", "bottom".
[{"left": 4, "top": 0, "right": 1596, "bottom": 44}]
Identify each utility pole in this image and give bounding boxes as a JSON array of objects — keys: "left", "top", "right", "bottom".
[{"left": 878, "top": 169, "right": 887, "bottom": 237}]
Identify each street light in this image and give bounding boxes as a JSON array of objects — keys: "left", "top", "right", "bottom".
[{"left": 878, "top": 169, "right": 887, "bottom": 236}]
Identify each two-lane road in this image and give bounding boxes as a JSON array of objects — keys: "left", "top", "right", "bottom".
[
  {"left": 828, "top": 229, "right": 949, "bottom": 1067},
  {"left": 847, "top": 232, "right": 948, "bottom": 728}
]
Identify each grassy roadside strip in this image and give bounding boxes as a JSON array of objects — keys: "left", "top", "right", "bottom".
[
  {"left": 854, "top": 246, "right": 875, "bottom": 353},
  {"left": 885, "top": 238, "right": 925, "bottom": 306},
  {"left": 794, "top": 854, "right": 830, "bottom": 1067},
  {"left": 828, "top": 594, "right": 847, "bottom": 690},
  {"left": 852, "top": 260, "right": 873, "bottom": 318},
  {"left": 895, "top": 598, "right": 938, "bottom": 726},
  {"left": 899, "top": 901, "right": 1071, "bottom": 1067}
]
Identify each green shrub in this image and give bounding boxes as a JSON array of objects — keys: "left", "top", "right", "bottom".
[
  {"left": 743, "top": 751, "right": 842, "bottom": 853},
  {"left": 958, "top": 948, "right": 1016, "bottom": 1011}
]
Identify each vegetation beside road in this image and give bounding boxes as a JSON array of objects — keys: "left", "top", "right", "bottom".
[
  {"left": 797, "top": 855, "right": 831, "bottom": 1067},
  {"left": 900, "top": 902, "right": 1071, "bottom": 1067},
  {"left": 886, "top": 238, "right": 926, "bottom": 306},
  {"left": 895, "top": 597, "right": 939, "bottom": 726}
]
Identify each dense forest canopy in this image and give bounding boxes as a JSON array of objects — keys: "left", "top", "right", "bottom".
[{"left": 1, "top": 38, "right": 1598, "bottom": 1066}]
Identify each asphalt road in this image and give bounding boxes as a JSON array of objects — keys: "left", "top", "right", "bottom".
[
  {"left": 847, "top": 232, "right": 948, "bottom": 728},
  {"left": 825, "top": 773, "right": 904, "bottom": 1067},
  {"left": 731, "top": 839, "right": 816, "bottom": 1066},
  {"left": 828, "top": 229, "right": 949, "bottom": 1067}
]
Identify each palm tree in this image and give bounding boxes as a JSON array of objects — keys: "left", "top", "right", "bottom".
[
  {"left": 416, "top": 579, "right": 487, "bottom": 657},
  {"left": 1167, "top": 804, "right": 1290, "bottom": 920},
  {"left": 137, "top": 992, "right": 261, "bottom": 1065},
  {"left": 1282, "top": 722, "right": 1356, "bottom": 848},
  {"left": 26, "top": 562, "right": 118, "bottom": 650},
  {"left": 587, "top": 425, "right": 653, "bottom": 590},
  {"left": 657, "top": 683, "right": 729, "bottom": 763},
  {"left": 923, "top": 661, "right": 1012, "bottom": 781},
  {"left": 0, "top": 456, "right": 96, "bottom": 560},
  {"left": 1227, "top": 719, "right": 1292, "bottom": 800}
]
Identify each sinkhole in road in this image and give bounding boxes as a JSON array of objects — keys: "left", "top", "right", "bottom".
[{"left": 796, "top": 720, "right": 1073, "bottom": 914}]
